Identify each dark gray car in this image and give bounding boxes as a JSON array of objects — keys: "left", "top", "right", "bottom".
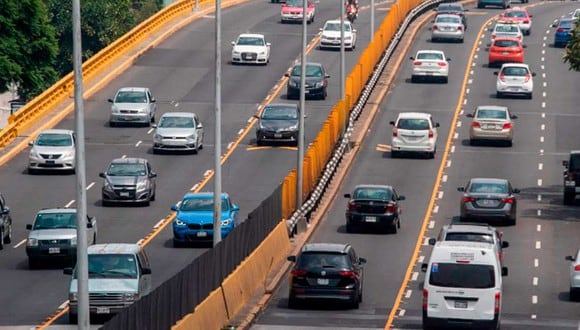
[
  {"left": 285, "top": 62, "right": 330, "bottom": 100},
  {"left": 458, "top": 178, "right": 519, "bottom": 225},
  {"left": 99, "top": 158, "right": 157, "bottom": 206},
  {"left": 255, "top": 103, "right": 300, "bottom": 146}
]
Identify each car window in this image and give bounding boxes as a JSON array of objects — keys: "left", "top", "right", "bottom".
[
  {"left": 429, "top": 263, "right": 495, "bottom": 288},
  {"left": 297, "top": 253, "right": 351, "bottom": 269},
  {"left": 107, "top": 163, "right": 147, "bottom": 176},
  {"left": 438, "top": 4, "right": 463, "bottom": 12},
  {"left": 237, "top": 37, "right": 265, "bottom": 46},
  {"left": 180, "top": 197, "right": 230, "bottom": 211},
  {"left": 286, "top": 0, "right": 304, "bottom": 6},
  {"left": 324, "top": 22, "right": 351, "bottom": 32},
  {"left": 416, "top": 53, "right": 444, "bottom": 60},
  {"left": 476, "top": 109, "right": 507, "bottom": 119},
  {"left": 35, "top": 133, "right": 73, "bottom": 147},
  {"left": 504, "top": 11, "right": 526, "bottom": 18},
  {"left": 468, "top": 182, "right": 508, "bottom": 193},
  {"left": 33, "top": 212, "right": 76, "bottom": 229},
  {"left": 0, "top": 195, "right": 4, "bottom": 210},
  {"left": 353, "top": 187, "right": 392, "bottom": 200},
  {"left": 493, "top": 40, "right": 519, "bottom": 47},
  {"left": 559, "top": 20, "right": 575, "bottom": 29},
  {"left": 397, "top": 118, "right": 430, "bottom": 130},
  {"left": 501, "top": 66, "right": 528, "bottom": 76},
  {"left": 291, "top": 65, "right": 324, "bottom": 77},
  {"left": 115, "top": 91, "right": 148, "bottom": 103},
  {"left": 445, "top": 233, "right": 494, "bottom": 244},
  {"left": 496, "top": 25, "right": 519, "bottom": 33},
  {"left": 436, "top": 16, "right": 461, "bottom": 24},
  {"left": 159, "top": 116, "right": 194, "bottom": 128},
  {"left": 262, "top": 106, "right": 298, "bottom": 120},
  {"left": 83, "top": 254, "right": 138, "bottom": 279}
]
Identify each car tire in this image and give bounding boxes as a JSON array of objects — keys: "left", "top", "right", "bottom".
[
  {"left": 390, "top": 223, "right": 397, "bottom": 234},
  {"left": 563, "top": 192, "right": 575, "bottom": 205},
  {"left": 173, "top": 239, "right": 183, "bottom": 248},
  {"left": 288, "top": 296, "right": 298, "bottom": 309},
  {"left": 469, "top": 139, "right": 476, "bottom": 146},
  {"left": 150, "top": 191, "right": 156, "bottom": 202},
  {"left": 505, "top": 140, "right": 513, "bottom": 147},
  {"left": 0, "top": 229, "right": 3, "bottom": 250},
  {"left": 570, "top": 288, "right": 579, "bottom": 301},
  {"left": 109, "top": 121, "right": 116, "bottom": 127},
  {"left": 68, "top": 313, "right": 78, "bottom": 324},
  {"left": 28, "top": 168, "right": 36, "bottom": 175},
  {"left": 428, "top": 151, "right": 435, "bottom": 159},
  {"left": 526, "top": 93, "right": 533, "bottom": 100},
  {"left": 102, "top": 200, "right": 111, "bottom": 207},
  {"left": 351, "top": 294, "right": 360, "bottom": 309},
  {"left": 431, "top": 37, "right": 438, "bottom": 43},
  {"left": 256, "top": 139, "right": 263, "bottom": 146},
  {"left": 152, "top": 148, "right": 159, "bottom": 154},
  {"left": 509, "top": 216, "right": 517, "bottom": 226},
  {"left": 411, "top": 76, "right": 418, "bottom": 83},
  {"left": 496, "top": 92, "right": 503, "bottom": 98},
  {"left": 391, "top": 150, "right": 399, "bottom": 158},
  {"left": 4, "top": 224, "right": 11, "bottom": 244},
  {"left": 143, "top": 200, "right": 151, "bottom": 207},
  {"left": 28, "top": 257, "right": 38, "bottom": 269},
  {"left": 346, "top": 223, "right": 355, "bottom": 233},
  {"left": 459, "top": 38, "right": 464, "bottom": 44},
  {"left": 442, "top": 77, "right": 448, "bottom": 84}
]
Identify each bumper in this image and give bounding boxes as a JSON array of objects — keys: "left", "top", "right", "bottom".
[
  {"left": 26, "top": 246, "right": 76, "bottom": 259},
  {"left": 102, "top": 189, "right": 152, "bottom": 203},
  {"left": 346, "top": 213, "right": 397, "bottom": 227},
  {"left": 432, "top": 30, "right": 464, "bottom": 40},
  {"left": 173, "top": 226, "right": 233, "bottom": 243},
  {"left": 461, "top": 205, "right": 515, "bottom": 220},
  {"left": 28, "top": 158, "right": 75, "bottom": 171},
  {"left": 489, "top": 53, "right": 523, "bottom": 65},
  {"left": 571, "top": 274, "right": 580, "bottom": 289},
  {"left": 412, "top": 69, "right": 448, "bottom": 77},
  {"left": 391, "top": 139, "right": 436, "bottom": 153},
  {"left": 423, "top": 311, "right": 499, "bottom": 329},
  {"left": 555, "top": 34, "right": 571, "bottom": 45},
  {"left": 319, "top": 39, "right": 355, "bottom": 49},
  {"left": 287, "top": 85, "right": 325, "bottom": 98},
  {"left": 256, "top": 130, "right": 298, "bottom": 143},
  {"left": 110, "top": 113, "right": 149, "bottom": 124},
  {"left": 470, "top": 127, "right": 513, "bottom": 141},
  {"left": 153, "top": 140, "right": 198, "bottom": 151},
  {"left": 281, "top": 14, "right": 310, "bottom": 22},
  {"left": 69, "top": 302, "right": 132, "bottom": 316},
  {"left": 496, "top": 83, "right": 532, "bottom": 96},
  {"left": 231, "top": 55, "right": 268, "bottom": 64},
  {"left": 290, "top": 287, "right": 357, "bottom": 302}
]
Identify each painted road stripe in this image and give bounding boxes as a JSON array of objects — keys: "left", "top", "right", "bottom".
[
  {"left": 14, "top": 239, "right": 26, "bottom": 248},
  {"left": 65, "top": 200, "right": 75, "bottom": 208},
  {"left": 154, "top": 219, "right": 165, "bottom": 229},
  {"left": 86, "top": 182, "right": 95, "bottom": 190},
  {"left": 411, "top": 272, "right": 419, "bottom": 281},
  {"left": 536, "top": 241, "right": 541, "bottom": 249},
  {"left": 533, "top": 277, "right": 538, "bottom": 286},
  {"left": 136, "top": 141, "right": 142, "bottom": 147},
  {"left": 537, "top": 224, "right": 541, "bottom": 232},
  {"left": 534, "top": 258, "right": 539, "bottom": 267}
]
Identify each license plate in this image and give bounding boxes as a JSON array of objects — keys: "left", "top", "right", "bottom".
[
  {"left": 120, "top": 192, "right": 130, "bottom": 197},
  {"left": 365, "top": 216, "right": 377, "bottom": 222},
  {"left": 46, "top": 160, "right": 55, "bottom": 165},
  {"left": 317, "top": 278, "right": 329, "bottom": 285},
  {"left": 197, "top": 231, "right": 207, "bottom": 237},
  {"left": 274, "top": 133, "right": 282, "bottom": 138},
  {"left": 509, "top": 87, "right": 520, "bottom": 91},
  {"left": 48, "top": 247, "right": 60, "bottom": 254},
  {"left": 481, "top": 199, "right": 495, "bottom": 206},
  {"left": 503, "top": 52, "right": 509, "bottom": 55},
  {"left": 333, "top": 40, "right": 340, "bottom": 44},
  {"left": 244, "top": 54, "right": 252, "bottom": 59},
  {"left": 96, "top": 307, "right": 110, "bottom": 314},
  {"left": 454, "top": 300, "right": 468, "bottom": 309}
]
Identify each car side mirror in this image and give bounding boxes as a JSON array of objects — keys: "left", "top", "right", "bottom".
[
  {"left": 231, "top": 41, "right": 236, "bottom": 46},
  {"left": 389, "top": 121, "right": 395, "bottom": 126},
  {"left": 551, "top": 22, "right": 558, "bottom": 28},
  {"left": 98, "top": 173, "right": 106, "bottom": 178},
  {"left": 142, "top": 268, "right": 152, "bottom": 275},
  {"left": 232, "top": 205, "right": 240, "bottom": 211},
  {"left": 513, "top": 188, "right": 520, "bottom": 194},
  {"left": 353, "top": 29, "right": 357, "bottom": 33},
  {"left": 284, "top": 72, "right": 290, "bottom": 77},
  {"left": 266, "top": 42, "right": 271, "bottom": 47},
  {"left": 358, "top": 257, "right": 367, "bottom": 265},
  {"left": 446, "top": 58, "right": 451, "bottom": 62},
  {"left": 1, "top": 207, "right": 9, "bottom": 215},
  {"left": 435, "top": 122, "right": 440, "bottom": 128},
  {"left": 457, "top": 187, "right": 465, "bottom": 192},
  {"left": 398, "top": 195, "right": 406, "bottom": 201},
  {"left": 325, "top": 74, "right": 330, "bottom": 78},
  {"left": 171, "top": 205, "right": 179, "bottom": 211},
  {"left": 563, "top": 160, "right": 569, "bottom": 168},
  {"left": 409, "top": 56, "right": 415, "bottom": 60},
  {"left": 150, "top": 98, "right": 156, "bottom": 103},
  {"left": 510, "top": 114, "right": 518, "bottom": 119},
  {"left": 197, "top": 123, "right": 203, "bottom": 129},
  {"left": 428, "top": 238, "right": 436, "bottom": 245},
  {"left": 531, "top": 72, "right": 537, "bottom": 77},
  {"left": 565, "top": 255, "right": 576, "bottom": 261},
  {"left": 107, "top": 98, "right": 114, "bottom": 103},
  {"left": 28, "top": 141, "right": 34, "bottom": 146},
  {"left": 63, "top": 268, "right": 73, "bottom": 275},
  {"left": 87, "top": 222, "right": 93, "bottom": 228},
  {"left": 501, "top": 267, "right": 508, "bottom": 276},
  {"left": 344, "top": 193, "right": 351, "bottom": 198},
  {"left": 522, "top": 44, "right": 527, "bottom": 48},
  {"left": 149, "top": 172, "right": 157, "bottom": 178},
  {"left": 421, "top": 263, "right": 428, "bottom": 272},
  {"left": 319, "top": 28, "right": 323, "bottom": 31},
  {"left": 26, "top": 224, "right": 32, "bottom": 230},
  {"left": 151, "top": 124, "right": 157, "bottom": 128},
  {"left": 502, "top": 241, "right": 509, "bottom": 248},
  {"left": 466, "top": 113, "right": 474, "bottom": 118},
  {"left": 493, "top": 72, "right": 499, "bottom": 76},
  {"left": 287, "top": 255, "right": 297, "bottom": 262}
]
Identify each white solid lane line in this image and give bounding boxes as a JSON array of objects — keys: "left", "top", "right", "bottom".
[
  {"left": 86, "top": 182, "right": 95, "bottom": 190},
  {"left": 65, "top": 200, "right": 75, "bottom": 208},
  {"left": 13, "top": 239, "right": 26, "bottom": 248}
]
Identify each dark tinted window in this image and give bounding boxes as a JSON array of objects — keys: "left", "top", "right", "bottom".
[
  {"left": 262, "top": 106, "right": 299, "bottom": 120},
  {"left": 429, "top": 263, "right": 495, "bottom": 288},
  {"left": 180, "top": 197, "right": 230, "bottom": 211},
  {"left": 493, "top": 40, "right": 519, "bottom": 48},
  {"left": 436, "top": 16, "right": 461, "bottom": 24},
  {"left": 504, "top": 11, "right": 526, "bottom": 18},
  {"left": 291, "top": 64, "right": 324, "bottom": 77},
  {"left": 80, "top": 254, "right": 138, "bottom": 279},
  {"left": 353, "top": 187, "right": 392, "bottom": 200},
  {"left": 397, "top": 118, "right": 430, "bottom": 130},
  {"left": 468, "top": 182, "right": 508, "bottom": 194},
  {"left": 297, "top": 252, "right": 351, "bottom": 270},
  {"left": 445, "top": 233, "right": 494, "bottom": 244},
  {"left": 476, "top": 109, "right": 508, "bottom": 119}
]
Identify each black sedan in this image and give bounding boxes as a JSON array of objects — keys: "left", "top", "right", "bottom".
[
  {"left": 458, "top": 178, "right": 519, "bottom": 225},
  {"left": 285, "top": 62, "right": 330, "bottom": 100},
  {"left": 254, "top": 103, "right": 300, "bottom": 146},
  {"left": 344, "top": 184, "right": 405, "bottom": 233}
]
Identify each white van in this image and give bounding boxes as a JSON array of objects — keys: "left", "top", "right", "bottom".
[
  {"left": 64, "top": 243, "right": 152, "bottom": 324},
  {"left": 421, "top": 241, "right": 508, "bottom": 330}
]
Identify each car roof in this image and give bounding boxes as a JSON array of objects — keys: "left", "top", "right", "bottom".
[
  {"left": 38, "top": 129, "right": 74, "bottom": 135},
  {"left": 294, "top": 62, "right": 323, "bottom": 67},
  {"left": 492, "top": 37, "right": 522, "bottom": 42},
  {"left": 182, "top": 192, "right": 230, "bottom": 199},
  {"left": 504, "top": 7, "right": 528, "bottom": 13},
  {"left": 301, "top": 243, "right": 350, "bottom": 254},
  {"left": 468, "top": 178, "right": 509, "bottom": 184},
  {"left": 324, "top": 19, "right": 351, "bottom": 25},
  {"left": 117, "top": 87, "right": 148, "bottom": 93},
  {"left": 500, "top": 63, "right": 529, "bottom": 69},
  {"left": 88, "top": 243, "right": 142, "bottom": 255},
  {"left": 160, "top": 112, "right": 196, "bottom": 118},
  {"left": 434, "top": 240, "right": 495, "bottom": 249},
  {"left": 437, "top": 3, "right": 464, "bottom": 9},
  {"left": 417, "top": 49, "right": 445, "bottom": 55},
  {"left": 238, "top": 33, "right": 265, "bottom": 39},
  {"left": 110, "top": 157, "right": 149, "bottom": 165},
  {"left": 265, "top": 103, "right": 298, "bottom": 109},
  {"left": 442, "top": 223, "right": 497, "bottom": 234},
  {"left": 476, "top": 105, "right": 508, "bottom": 111},
  {"left": 396, "top": 112, "right": 432, "bottom": 119},
  {"left": 353, "top": 184, "right": 393, "bottom": 190},
  {"left": 37, "top": 208, "right": 77, "bottom": 214},
  {"left": 436, "top": 14, "right": 462, "bottom": 19}
]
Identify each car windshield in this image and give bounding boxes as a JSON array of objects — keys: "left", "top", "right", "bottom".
[
  {"left": 501, "top": 66, "right": 528, "bottom": 76},
  {"left": 262, "top": 106, "right": 298, "bottom": 120},
  {"left": 158, "top": 116, "right": 194, "bottom": 128},
  {"left": 445, "top": 233, "right": 494, "bottom": 244},
  {"left": 33, "top": 212, "right": 76, "bottom": 229},
  {"left": 291, "top": 64, "right": 323, "bottom": 77},
  {"left": 107, "top": 163, "right": 147, "bottom": 176},
  {"left": 237, "top": 37, "right": 265, "bottom": 46},
  {"left": 397, "top": 118, "right": 430, "bottom": 130},
  {"left": 324, "top": 22, "right": 351, "bottom": 31},
  {"left": 436, "top": 16, "right": 461, "bottom": 24},
  {"left": 78, "top": 254, "right": 138, "bottom": 279},
  {"left": 495, "top": 25, "right": 519, "bottom": 33},
  {"left": 493, "top": 40, "right": 519, "bottom": 47},
  {"left": 476, "top": 109, "right": 508, "bottom": 119},
  {"left": 416, "top": 52, "right": 444, "bottom": 60},
  {"left": 468, "top": 182, "right": 508, "bottom": 193},
  {"left": 297, "top": 252, "right": 350, "bottom": 270},
  {"left": 504, "top": 11, "right": 526, "bottom": 18},
  {"left": 35, "top": 133, "right": 72, "bottom": 147},
  {"left": 429, "top": 263, "right": 495, "bottom": 288},
  {"left": 179, "top": 197, "right": 230, "bottom": 212},
  {"left": 353, "top": 187, "right": 392, "bottom": 200},
  {"left": 286, "top": 0, "right": 304, "bottom": 6},
  {"left": 115, "top": 91, "right": 147, "bottom": 103}
]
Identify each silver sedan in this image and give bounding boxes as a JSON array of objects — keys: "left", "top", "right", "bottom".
[
  {"left": 468, "top": 105, "right": 517, "bottom": 146},
  {"left": 458, "top": 178, "right": 520, "bottom": 225},
  {"left": 565, "top": 248, "right": 580, "bottom": 301},
  {"left": 431, "top": 14, "right": 465, "bottom": 43}
]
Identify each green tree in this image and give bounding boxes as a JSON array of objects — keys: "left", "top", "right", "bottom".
[
  {"left": 564, "top": 24, "right": 580, "bottom": 71},
  {"left": 0, "top": 0, "right": 58, "bottom": 100}
]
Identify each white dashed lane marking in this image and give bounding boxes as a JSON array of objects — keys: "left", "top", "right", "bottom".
[
  {"left": 14, "top": 239, "right": 26, "bottom": 248},
  {"left": 86, "top": 182, "right": 95, "bottom": 190},
  {"left": 65, "top": 200, "right": 75, "bottom": 208}
]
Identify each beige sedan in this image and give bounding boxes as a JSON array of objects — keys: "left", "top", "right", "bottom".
[{"left": 468, "top": 106, "right": 517, "bottom": 146}]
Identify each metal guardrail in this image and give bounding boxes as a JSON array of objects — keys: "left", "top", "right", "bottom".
[{"left": 286, "top": 0, "right": 445, "bottom": 234}]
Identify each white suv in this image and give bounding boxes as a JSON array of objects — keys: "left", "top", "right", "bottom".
[
  {"left": 494, "top": 63, "right": 535, "bottom": 99},
  {"left": 390, "top": 112, "right": 439, "bottom": 158},
  {"left": 409, "top": 50, "right": 450, "bottom": 83}
]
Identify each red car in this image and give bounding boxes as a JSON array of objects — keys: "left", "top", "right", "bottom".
[
  {"left": 281, "top": 0, "right": 315, "bottom": 24},
  {"left": 488, "top": 37, "right": 525, "bottom": 67},
  {"left": 500, "top": 7, "right": 532, "bottom": 35}
]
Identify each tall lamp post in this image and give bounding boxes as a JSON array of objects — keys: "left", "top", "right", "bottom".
[
  {"left": 213, "top": 0, "right": 223, "bottom": 246},
  {"left": 340, "top": 0, "right": 345, "bottom": 100},
  {"left": 72, "top": 0, "right": 90, "bottom": 327},
  {"left": 371, "top": 0, "right": 375, "bottom": 41},
  {"left": 297, "top": 0, "right": 308, "bottom": 211}
]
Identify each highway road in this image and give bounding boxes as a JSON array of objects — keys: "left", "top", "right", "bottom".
[
  {"left": 249, "top": 2, "right": 580, "bottom": 330},
  {"left": 0, "top": 0, "right": 394, "bottom": 327}
]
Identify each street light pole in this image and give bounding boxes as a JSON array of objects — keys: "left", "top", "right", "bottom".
[
  {"left": 297, "top": 0, "right": 308, "bottom": 211},
  {"left": 371, "top": 0, "right": 375, "bottom": 41},
  {"left": 213, "top": 0, "right": 223, "bottom": 246},
  {"left": 340, "top": 0, "right": 345, "bottom": 100},
  {"left": 72, "top": 0, "right": 89, "bottom": 328}
]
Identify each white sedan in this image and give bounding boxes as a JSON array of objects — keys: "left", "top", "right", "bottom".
[
  {"left": 565, "top": 248, "right": 580, "bottom": 301},
  {"left": 494, "top": 63, "right": 535, "bottom": 99},
  {"left": 318, "top": 20, "right": 357, "bottom": 50},
  {"left": 231, "top": 33, "right": 270, "bottom": 65},
  {"left": 409, "top": 50, "right": 450, "bottom": 83}
]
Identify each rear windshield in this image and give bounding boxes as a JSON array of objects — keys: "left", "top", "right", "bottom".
[
  {"left": 495, "top": 25, "right": 519, "bottom": 33},
  {"left": 429, "top": 263, "right": 495, "bottom": 288},
  {"left": 476, "top": 109, "right": 507, "bottom": 119},
  {"left": 559, "top": 20, "right": 575, "bottom": 29},
  {"left": 504, "top": 11, "right": 526, "bottom": 18},
  {"left": 397, "top": 118, "right": 430, "bottom": 130},
  {"left": 436, "top": 16, "right": 461, "bottom": 24},
  {"left": 493, "top": 40, "right": 519, "bottom": 48},
  {"left": 297, "top": 252, "right": 350, "bottom": 270},
  {"left": 353, "top": 187, "right": 392, "bottom": 200},
  {"left": 569, "top": 154, "right": 580, "bottom": 171},
  {"left": 445, "top": 233, "right": 494, "bottom": 244},
  {"left": 468, "top": 182, "right": 508, "bottom": 193},
  {"left": 417, "top": 53, "right": 443, "bottom": 60},
  {"left": 501, "top": 66, "right": 528, "bottom": 76},
  {"left": 437, "top": 4, "right": 463, "bottom": 12}
]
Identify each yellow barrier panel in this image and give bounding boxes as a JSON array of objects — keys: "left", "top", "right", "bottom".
[{"left": 172, "top": 287, "right": 229, "bottom": 330}]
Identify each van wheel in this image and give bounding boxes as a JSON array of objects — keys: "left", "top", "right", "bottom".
[
  {"left": 563, "top": 192, "right": 574, "bottom": 205},
  {"left": 28, "top": 257, "right": 38, "bottom": 269},
  {"left": 350, "top": 295, "right": 360, "bottom": 309},
  {"left": 68, "top": 312, "right": 78, "bottom": 324}
]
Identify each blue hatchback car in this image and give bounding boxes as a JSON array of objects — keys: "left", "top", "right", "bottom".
[
  {"left": 553, "top": 17, "right": 577, "bottom": 48},
  {"left": 171, "top": 192, "right": 239, "bottom": 247}
]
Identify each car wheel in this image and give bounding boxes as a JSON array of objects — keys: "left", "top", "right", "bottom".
[
  {"left": 411, "top": 76, "right": 418, "bottom": 83},
  {"left": 428, "top": 151, "right": 435, "bottom": 159},
  {"left": 143, "top": 199, "right": 151, "bottom": 207},
  {"left": 570, "top": 288, "right": 579, "bottom": 301},
  {"left": 4, "top": 224, "right": 11, "bottom": 244},
  {"left": 28, "top": 168, "right": 36, "bottom": 175},
  {"left": 526, "top": 93, "right": 533, "bottom": 100},
  {"left": 109, "top": 121, "right": 116, "bottom": 127},
  {"left": 0, "top": 229, "right": 3, "bottom": 250},
  {"left": 102, "top": 199, "right": 111, "bottom": 207},
  {"left": 346, "top": 223, "right": 355, "bottom": 233},
  {"left": 459, "top": 38, "right": 464, "bottom": 43},
  {"left": 390, "top": 223, "right": 397, "bottom": 234},
  {"left": 391, "top": 150, "right": 399, "bottom": 158},
  {"left": 288, "top": 296, "right": 298, "bottom": 309},
  {"left": 351, "top": 294, "right": 360, "bottom": 309},
  {"left": 563, "top": 192, "right": 575, "bottom": 205},
  {"left": 173, "top": 239, "right": 183, "bottom": 248},
  {"left": 28, "top": 257, "right": 38, "bottom": 269},
  {"left": 431, "top": 37, "right": 438, "bottom": 43},
  {"left": 152, "top": 148, "right": 159, "bottom": 154},
  {"left": 68, "top": 312, "right": 78, "bottom": 324},
  {"left": 505, "top": 140, "right": 513, "bottom": 147},
  {"left": 150, "top": 191, "right": 156, "bottom": 201},
  {"left": 496, "top": 92, "right": 503, "bottom": 98},
  {"left": 442, "top": 76, "right": 448, "bottom": 84},
  {"left": 509, "top": 216, "right": 517, "bottom": 226},
  {"left": 469, "top": 139, "right": 476, "bottom": 146},
  {"left": 257, "top": 139, "right": 263, "bottom": 146}
]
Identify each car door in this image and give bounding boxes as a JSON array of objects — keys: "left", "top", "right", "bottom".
[
  {"left": 137, "top": 250, "right": 152, "bottom": 296},
  {"left": 146, "top": 161, "right": 156, "bottom": 194},
  {"left": 430, "top": 115, "right": 438, "bottom": 142},
  {"left": 194, "top": 114, "right": 204, "bottom": 146},
  {"left": 146, "top": 90, "right": 156, "bottom": 119}
]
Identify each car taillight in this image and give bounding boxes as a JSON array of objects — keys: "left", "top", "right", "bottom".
[
  {"left": 348, "top": 200, "right": 357, "bottom": 211},
  {"left": 457, "top": 26, "right": 463, "bottom": 31},
  {"left": 574, "top": 265, "right": 580, "bottom": 271},
  {"left": 428, "top": 130, "right": 434, "bottom": 138},
  {"left": 413, "top": 61, "right": 422, "bottom": 66},
  {"left": 433, "top": 25, "right": 439, "bottom": 30},
  {"left": 423, "top": 289, "right": 428, "bottom": 309},
  {"left": 499, "top": 73, "right": 506, "bottom": 82},
  {"left": 386, "top": 203, "right": 396, "bottom": 213},
  {"left": 494, "top": 292, "right": 501, "bottom": 313},
  {"left": 503, "top": 123, "right": 512, "bottom": 129},
  {"left": 517, "top": 35, "right": 522, "bottom": 40},
  {"left": 567, "top": 172, "right": 576, "bottom": 181},
  {"left": 501, "top": 197, "right": 514, "bottom": 204},
  {"left": 339, "top": 270, "right": 357, "bottom": 279},
  {"left": 463, "top": 196, "right": 476, "bottom": 203},
  {"left": 557, "top": 28, "right": 565, "bottom": 33},
  {"left": 438, "top": 62, "right": 447, "bottom": 67},
  {"left": 523, "top": 19, "right": 529, "bottom": 24},
  {"left": 291, "top": 269, "right": 307, "bottom": 277},
  {"left": 471, "top": 121, "right": 481, "bottom": 128},
  {"left": 393, "top": 128, "right": 398, "bottom": 137},
  {"left": 524, "top": 73, "right": 531, "bottom": 82},
  {"left": 492, "top": 34, "right": 496, "bottom": 39}
]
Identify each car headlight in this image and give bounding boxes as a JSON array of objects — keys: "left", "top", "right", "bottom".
[
  {"left": 111, "top": 104, "right": 120, "bottom": 113},
  {"left": 187, "top": 133, "right": 197, "bottom": 142},
  {"left": 232, "top": 50, "right": 240, "bottom": 56},
  {"left": 70, "top": 237, "right": 77, "bottom": 246},
  {"left": 29, "top": 148, "right": 40, "bottom": 158},
  {"left": 315, "top": 81, "right": 323, "bottom": 88},
  {"left": 221, "top": 219, "right": 232, "bottom": 226},
  {"left": 259, "top": 51, "right": 266, "bottom": 55},
  {"left": 345, "top": 36, "right": 352, "bottom": 41},
  {"left": 153, "top": 133, "right": 162, "bottom": 142},
  {"left": 288, "top": 124, "right": 298, "bottom": 130},
  {"left": 104, "top": 180, "right": 114, "bottom": 191},
  {"left": 136, "top": 180, "right": 148, "bottom": 190},
  {"left": 123, "top": 293, "right": 139, "bottom": 301},
  {"left": 27, "top": 238, "right": 38, "bottom": 247},
  {"left": 174, "top": 219, "right": 186, "bottom": 226},
  {"left": 62, "top": 150, "right": 75, "bottom": 158},
  {"left": 138, "top": 107, "right": 148, "bottom": 113},
  {"left": 69, "top": 292, "right": 78, "bottom": 302}
]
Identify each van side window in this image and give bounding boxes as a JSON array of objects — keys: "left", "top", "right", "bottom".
[{"left": 137, "top": 250, "right": 150, "bottom": 271}]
